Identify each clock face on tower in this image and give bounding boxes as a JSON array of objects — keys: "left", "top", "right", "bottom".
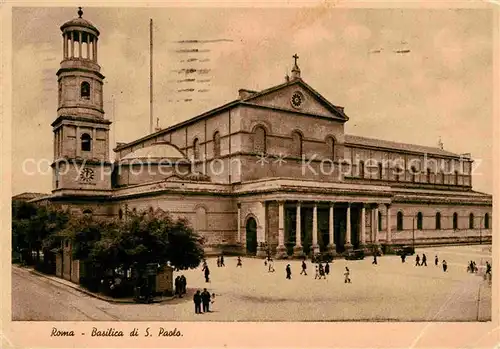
[
  {"left": 291, "top": 91, "right": 304, "bottom": 109},
  {"left": 79, "top": 168, "right": 95, "bottom": 183}
]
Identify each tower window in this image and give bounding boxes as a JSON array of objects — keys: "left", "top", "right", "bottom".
[
  {"left": 397, "top": 211, "right": 404, "bottom": 231},
  {"left": 213, "top": 131, "right": 221, "bottom": 158},
  {"left": 326, "top": 136, "right": 335, "bottom": 160},
  {"left": 193, "top": 138, "right": 200, "bottom": 160},
  {"left": 253, "top": 126, "right": 267, "bottom": 154},
  {"left": 291, "top": 131, "right": 303, "bottom": 157},
  {"left": 81, "top": 133, "right": 92, "bottom": 152},
  {"left": 81, "top": 81, "right": 90, "bottom": 99},
  {"left": 435, "top": 212, "right": 441, "bottom": 230}
]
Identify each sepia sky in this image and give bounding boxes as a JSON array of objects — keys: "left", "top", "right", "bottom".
[{"left": 11, "top": 6, "right": 494, "bottom": 195}]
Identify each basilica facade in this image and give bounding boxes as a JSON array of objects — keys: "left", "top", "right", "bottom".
[{"left": 34, "top": 10, "right": 493, "bottom": 257}]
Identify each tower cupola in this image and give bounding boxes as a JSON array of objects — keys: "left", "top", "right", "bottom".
[{"left": 57, "top": 7, "right": 105, "bottom": 119}]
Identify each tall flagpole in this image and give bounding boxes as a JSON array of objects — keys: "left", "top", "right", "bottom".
[{"left": 149, "top": 18, "right": 153, "bottom": 134}]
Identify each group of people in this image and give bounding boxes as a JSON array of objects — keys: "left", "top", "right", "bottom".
[
  {"left": 193, "top": 288, "right": 215, "bottom": 314},
  {"left": 216, "top": 255, "right": 225, "bottom": 267},
  {"left": 174, "top": 275, "right": 187, "bottom": 298},
  {"left": 264, "top": 256, "right": 275, "bottom": 272}
]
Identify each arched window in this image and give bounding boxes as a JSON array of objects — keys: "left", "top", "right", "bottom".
[
  {"left": 81, "top": 81, "right": 90, "bottom": 99},
  {"left": 81, "top": 133, "right": 92, "bottom": 151},
  {"left": 417, "top": 212, "right": 423, "bottom": 230},
  {"left": 395, "top": 166, "right": 403, "bottom": 181},
  {"left": 253, "top": 126, "right": 266, "bottom": 154},
  {"left": 452, "top": 212, "right": 458, "bottom": 230},
  {"left": 291, "top": 131, "right": 303, "bottom": 157},
  {"left": 378, "top": 163, "right": 383, "bottom": 180},
  {"left": 193, "top": 138, "right": 200, "bottom": 160},
  {"left": 397, "top": 211, "right": 404, "bottom": 231},
  {"left": 213, "top": 131, "right": 221, "bottom": 158},
  {"left": 435, "top": 212, "right": 441, "bottom": 230},
  {"left": 118, "top": 209, "right": 123, "bottom": 220},
  {"left": 378, "top": 211, "right": 382, "bottom": 231},
  {"left": 485, "top": 213, "right": 490, "bottom": 229},
  {"left": 469, "top": 213, "right": 474, "bottom": 229},
  {"left": 326, "top": 136, "right": 335, "bottom": 160},
  {"left": 427, "top": 168, "right": 432, "bottom": 183},
  {"left": 454, "top": 170, "right": 459, "bottom": 185},
  {"left": 359, "top": 160, "right": 365, "bottom": 178}
]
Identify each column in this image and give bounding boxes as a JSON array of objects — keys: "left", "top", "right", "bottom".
[
  {"left": 311, "top": 202, "right": 320, "bottom": 255},
  {"left": 70, "top": 32, "right": 74, "bottom": 58},
  {"left": 76, "top": 126, "right": 81, "bottom": 157},
  {"left": 92, "top": 37, "right": 96, "bottom": 61},
  {"left": 256, "top": 201, "right": 267, "bottom": 257},
  {"left": 78, "top": 31, "right": 82, "bottom": 58},
  {"left": 360, "top": 204, "right": 366, "bottom": 246},
  {"left": 374, "top": 205, "right": 379, "bottom": 244},
  {"left": 386, "top": 204, "right": 392, "bottom": 244},
  {"left": 327, "top": 202, "right": 336, "bottom": 253},
  {"left": 275, "top": 201, "right": 288, "bottom": 258},
  {"left": 345, "top": 203, "right": 352, "bottom": 249},
  {"left": 63, "top": 33, "right": 68, "bottom": 59},
  {"left": 86, "top": 34, "right": 90, "bottom": 59},
  {"left": 94, "top": 37, "right": 98, "bottom": 62},
  {"left": 92, "top": 128, "right": 97, "bottom": 159},
  {"left": 237, "top": 204, "right": 241, "bottom": 243},
  {"left": 293, "top": 201, "right": 304, "bottom": 257},
  {"left": 105, "top": 131, "right": 109, "bottom": 160}
]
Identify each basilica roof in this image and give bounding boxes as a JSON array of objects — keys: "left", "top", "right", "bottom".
[
  {"left": 121, "top": 142, "right": 187, "bottom": 162},
  {"left": 60, "top": 9, "right": 100, "bottom": 35},
  {"left": 345, "top": 135, "right": 461, "bottom": 157}
]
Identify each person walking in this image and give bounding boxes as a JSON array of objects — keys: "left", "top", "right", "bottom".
[
  {"left": 486, "top": 261, "right": 492, "bottom": 275},
  {"left": 180, "top": 275, "right": 187, "bottom": 295},
  {"left": 344, "top": 267, "right": 351, "bottom": 283},
  {"left": 319, "top": 263, "right": 326, "bottom": 279},
  {"left": 434, "top": 255, "right": 439, "bottom": 266},
  {"left": 442, "top": 260, "right": 448, "bottom": 272},
  {"left": 325, "top": 262, "right": 330, "bottom": 276},
  {"left": 422, "top": 254, "right": 427, "bottom": 266},
  {"left": 300, "top": 260, "right": 307, "bottom": 275},
  {"left": 204, "top": 265, "right": 210, "bottom": 283},
  {"left": 201, "top": 288, "right": 211, "bottom": 313},
  {"left": 268, "top": 259, "right": 275, "bottom": 273},
  {"left": 286, "top": 264, "right": 292, "bottom": 279},
  {"left": 372, "top": 255, "right": 378, "bottom": 265},
  {"left": 314, "top": 264, "right": 320, "bottom": 279},
  {"left": 220, "top": 255, "right": 225, "bottom": 267},
  {"left": 237, "top": 256, "right": 242, "bottom": 267},
  {"left": 401, "top": 254, "right": 406, "bottom": 263},
  {"left": 193, "top": 290, "right": 202, "bottom": 314},
  {"left": 174, "top": 276, "right": 180, "bottom": 298},
  {"left": 217, "top": 256, "right": 221, "bottom": 268},
  {"left": 415, "top": 254, "right": 421, "bottom": 266}
]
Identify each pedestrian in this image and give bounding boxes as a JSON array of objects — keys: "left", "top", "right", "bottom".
[
  {"left": 180, "top": 275, "right": 187, "bottom": 295},
  {"left": 486, "top": 261, "right": 492, "bottom": 275},
  {"left": 319, "top": 263, "right": 326, "bottom": 279},
  {"left": 174, "top": 276, "right": 180, "bottom": 298},
  {"left": 211, "top": 292, "right": 216, "bottom": 309},
  {"left": 422, "top": 254, "right": 427, "bottom": 266},
  {"left": 314, "top": 264, "right": 320, "bottom": 279},
  {"left": 237, "top": 256, "right": 242, "bottom": 267},
  {"left": 268, "top": 259, "right": 275, "bottom": 273},
  {"left": 401, "top": 254, "right": 406, "bottom": 263},
  {"left": 201, "top": 288, "right": 211, "bottom": 313},
  {"left": 434, "top": 255, "right": 438, "bottom": 266},
  {"left": 473, "top": 261, "right": 477, "bottom": 273},
  {"left": 344, "top": 267, "right": 351, "bottom": 283},
  {"left": 372, "top": 255, "right": 378, "bottom": 265},
  {"left": 193, "top": 290, "right": 202, "bottom": 314},
  {"left": 415, "top": 254, "right": 421, "bottom": 266},
  {"left": 325, "top": 262, "right": 330, "bottom": 275},
  {"left": 220, "top": 255, "right": 225, "bottom": 267},
  {"left": 300, "top": 260, "right": 307, "bottom": 275},
  {"left": 286, "top": 264, "right": 292, "bottom": 279},
  {"left": 204, "top": 265, "right": 210, "bottom": 283},
  {"left": 217, "top": 256, "right": 220, "bottom": 267},
  {"left": 442, "top": 260, "right": 448, "bottom": 272}
]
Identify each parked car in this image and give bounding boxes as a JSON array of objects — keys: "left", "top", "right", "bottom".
[
  {"left": 394, "top": 245, "right": 415, "bottom": 256},
  {"left": 345, "top": 249, "right": 365, "bottom": 260}
]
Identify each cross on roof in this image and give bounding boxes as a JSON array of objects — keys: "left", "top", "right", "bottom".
[
  {"left": 78, "top": 7, "right": 83, "bottom": 18},
  {"left": 293, "top": 54, "right": 299, "bottom": 66}
]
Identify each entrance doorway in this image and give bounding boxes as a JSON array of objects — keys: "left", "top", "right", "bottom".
[{"left": 245, "top": 217, "right": 257, "bottom": 255}]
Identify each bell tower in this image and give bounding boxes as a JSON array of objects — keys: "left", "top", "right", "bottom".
[{"left": 51, "top": 8, "right": 112, "bottom": 195}]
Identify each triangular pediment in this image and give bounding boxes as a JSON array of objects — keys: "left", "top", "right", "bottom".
[{"left": 242, "top": 79, "right": 348, "bottom": 121}]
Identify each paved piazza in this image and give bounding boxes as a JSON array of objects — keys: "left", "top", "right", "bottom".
[{"left": 12, "top": 245, "right": 491, "bottom": 321}]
